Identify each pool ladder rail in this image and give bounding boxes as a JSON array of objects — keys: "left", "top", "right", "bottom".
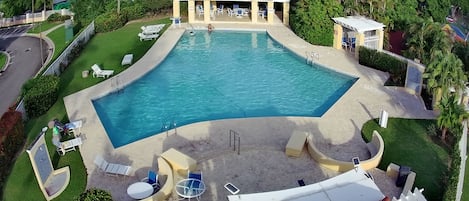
[
  {"left": 306, "top": 51, "right": 319, "bottom": 65},
  {"left": 162, "top": 120, "right": 177, "bottom": 136}
]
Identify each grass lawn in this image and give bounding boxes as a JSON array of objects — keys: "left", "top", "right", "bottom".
[
  {"left": 28, "top": 21, "right": 62, "bottom": 34},
  {"left": 462, "top": 142, "right": 469, "bottom": 200},
  {"left": 362, "top": 118, "right": 450, "bottom": 201},
  {"left": 0, "top": 53, "right": 6, "bottom": 69},
  {"left": 2, "top": 17, "right": 170, "bottom": 201},
  {"left": 46, "top": 26, "right": 68, "bottom": 62}
]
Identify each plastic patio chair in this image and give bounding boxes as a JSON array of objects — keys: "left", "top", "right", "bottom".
[{"left": 141, "top": 170, "right": 160, "bottom": 189}]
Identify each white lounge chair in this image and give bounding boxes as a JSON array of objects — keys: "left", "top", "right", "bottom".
[
  {"left": 141, "top": 24, "right": 165, "bottom": 35},
  {"left": 91, "top": 64, "right": 114, "bottom": 78},
  {"left": 56, "top": 137, "right": 82, "bottom": 156},
  {"left": 94, "top": 155, "right": 132, "bottom": 176},
  {"left": 138, "top": 32, "right": 159, "bottom": 41}
]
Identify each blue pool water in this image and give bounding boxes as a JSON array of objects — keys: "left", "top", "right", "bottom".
[{"left": 93, "top": 31, "right": 357, "bottom": 147}]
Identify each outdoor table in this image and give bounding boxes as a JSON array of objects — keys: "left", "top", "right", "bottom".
[
  {"left": 175, "top": 178, "right": 206, "bottom": 199},
  {"left": 127, "top": 182, "right": 153, "bottom": 199}
]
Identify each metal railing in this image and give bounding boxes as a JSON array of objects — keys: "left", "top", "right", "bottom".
[{"left": 229, "top": 130, "right": 240, "bottom": 155}]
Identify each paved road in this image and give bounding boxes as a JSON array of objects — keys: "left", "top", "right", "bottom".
[
  {"left": 0, "top": 25, "right": 32, "bottom": 39},
  {"left": 0, "top": 28, "right": 50, "bottom": 114}
]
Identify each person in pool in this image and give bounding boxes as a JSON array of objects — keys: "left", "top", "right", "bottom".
[{"left": 208, "top": 24, "right": 214, "bottom": 33}]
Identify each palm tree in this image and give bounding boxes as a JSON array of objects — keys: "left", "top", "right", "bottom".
[
  {"left": 437, "top": 94, "right": 467, "bottom": 140},
  {"left": 405, "top": 18, "right": 433, "bottom": 63},
  {"left": 423, "top": 51, "right": 467, "bottom": 106}
]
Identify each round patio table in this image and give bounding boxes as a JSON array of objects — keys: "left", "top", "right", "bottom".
[
  {"left": 175, "top": 178, "right": 206, "bottom": 199},
  {"left": 127, "top": 182, "right": 153, "bottom": 199}
]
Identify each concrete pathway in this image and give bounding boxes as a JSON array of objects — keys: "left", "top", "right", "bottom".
[{"left": 63, "top": 21, "right": 434, "bottom": 201}]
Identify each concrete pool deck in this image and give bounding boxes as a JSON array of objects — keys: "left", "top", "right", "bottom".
[{"left": 63, "top": 22, "right": 435, "bottom": 201}]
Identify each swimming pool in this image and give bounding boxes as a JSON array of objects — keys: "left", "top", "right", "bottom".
[{"left": 93, "top": 31, "right": 357, "bottom": 147}]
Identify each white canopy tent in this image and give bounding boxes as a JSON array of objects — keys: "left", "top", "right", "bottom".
[
  {"left": 227, "top": 167, "right": 385, "bottom": 201},
  {"left": 332, "top": 16, "right": 385, "bottom": 33}
]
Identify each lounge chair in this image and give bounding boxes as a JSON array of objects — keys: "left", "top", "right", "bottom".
[
  {"left": 56, "top": 137, "right": 82, "bottom": 156},
  {"left": 91, "top": 64, "right": 114, "bottom": 78},
  {"left": 142, "top": 24, "right": 165, "bottom": 35},
  {"left": 94, "top": 155, "right": 132, "bottom": 176},
  {"left": 138, "top": 32, "right": 159, "bottom": 41}
]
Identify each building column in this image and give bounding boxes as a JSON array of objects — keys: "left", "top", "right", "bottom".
[
  {"left": 251, "top": 0, "right": 258, "bottom": 23},
  {"left": 355, "top": 32, "right": 365, "bottom": 59},
  {"left": 188, "top": 0, "right": 195, "bottom": 23},
  {"left": 203, "top": 0, "right": 211, "bottom": 23},
  {"left": 283, "top": 2, "right": 289, "bottom": 26},
  {"left": 377, "top": 29, "right": 384, "bottom": 51},
  {"left": 267, "top": 0, "right": 274, "bottom": 24},
  {"left": 173, "top": 0, "right": 180, "bottom": 18},
  {"left": 42, "top": 10, "right": 46, "bottom": 21},
  {"left": 333, "top": 24, "right": 343, "bottom": 50}
]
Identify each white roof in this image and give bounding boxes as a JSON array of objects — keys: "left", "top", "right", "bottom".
[
  {"left": 227, "top": 167, "right": 385, "bottom": 201},
  {"left": 332, "top": 16, "right": 385, "bottom": 33}
]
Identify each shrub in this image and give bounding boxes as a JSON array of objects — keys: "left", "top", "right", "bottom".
[
  {"left": 0, "top": 110, "right": 24, "bottom": 198},
  {"left": 75, "top": 188, "right": 113, "bottom": 201},
  {"left": 94, "top": 12, "right": 126, "bottom": 33},
  {"left": 359, "top": 47, "right": 407, "bottom": 86},
  {"left": 47, "top": 13, "right": 71, "bottom": 22},
  {"left": 22, "top": 75, "right": 60, "bottom": 118},
  {"left": 120, "top": 4, "right": 145, "bottom": 22}
]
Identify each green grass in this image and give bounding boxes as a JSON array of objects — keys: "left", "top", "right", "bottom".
[
  {"left": 0, "top": 53, "right": 6, "bottom": 69},
  {"left": 28, "top": 21, "right": 62, "bottom": 34},
  {"left": 462, "top": 142, "right": 469, "bottom": 200},
  {"left": 2, "top": 17, "right": 170, "bottom": 201},
  {"left": 46, "top": 26, "right": 68, "bottom": 62},
  {"left": 362, "top": 118, "right": 450, "bottom": 201}
]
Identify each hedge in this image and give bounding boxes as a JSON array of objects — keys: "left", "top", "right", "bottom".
[
  {"left": 120, "top": 4, "right": 145, "bottom": 22},
  {"left": 22, "top": 75, "right": 60, "bottom": 118},
  {"left": 358, "top": 46, "right": 407, "bottom": 86},
  {"left": 47, "top": 13, "right": 71, "bottom": 22},
  {"left": 74, "top": 188, "right": 113, "bottom": 201},
  {"left": 94, "top": 12, "right": 127, "bottom": 33},
  {"left": 0, "top": 110, "right": 24, "bottom": 198}
]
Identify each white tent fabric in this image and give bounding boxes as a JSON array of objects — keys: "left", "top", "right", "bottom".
[
  {"left": 227, "top": 167, "right": 385, "bottom": 201},
  {"left": 332, "top": 16, "right": 385, "bottom": 33}
]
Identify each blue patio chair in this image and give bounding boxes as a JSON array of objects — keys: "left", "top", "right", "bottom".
[
  {"left": 351, "top": 37, "right": 356, "bottom": 49},
  {"left": 185, "top": 171, "right": 205, "bottom": 200},
  {"left": 142, "top": 170, "right": 159, "bottom": 189}
]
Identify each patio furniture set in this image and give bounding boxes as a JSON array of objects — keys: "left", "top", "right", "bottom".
[
  {"left": 197, "top": 4, "right": 267, "bottom": 18},
  {"left": 51, "top": 119, "right": 84, "bottom": 156},
  {"left": 92, "top": 148, "right": 242, "bottom": 200}
]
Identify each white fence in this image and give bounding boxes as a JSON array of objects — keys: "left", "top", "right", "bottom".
[
  {"left": 43, "top": 21, "right": 95, "bottom": 76},
  {"left": 456, "top": 121, "right": 468, "bottom": 201},
  {"left": 0, "top": 9, "right": 72, "bottom": 27},
  {"left": 15, "top": 21, "right": 95, "bottom": 118}
]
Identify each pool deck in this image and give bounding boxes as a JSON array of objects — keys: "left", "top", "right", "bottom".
[{"left": 63, "top": 21, "right": 435, "bottom": 201}]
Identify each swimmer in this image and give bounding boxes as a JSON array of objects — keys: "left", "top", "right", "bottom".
[{"left": 208, "top": 24, "right": 214, "bottom": 33}]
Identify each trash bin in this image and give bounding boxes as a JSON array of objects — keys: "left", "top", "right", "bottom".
[{"left": 396, "top": 166, "right": 411, "bottom": 187}]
